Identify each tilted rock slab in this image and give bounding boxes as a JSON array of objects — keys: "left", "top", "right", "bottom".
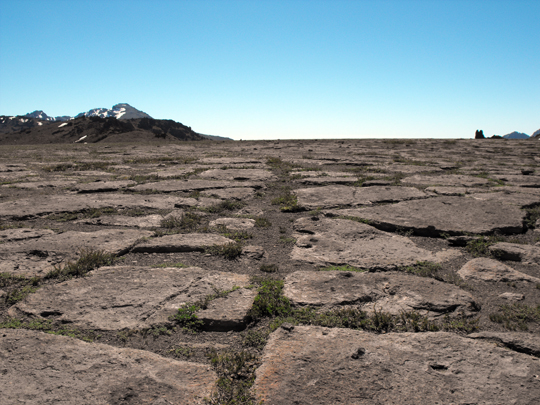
[
  {"left": 131, "top": 179, "right": 263, "bottom": 193},
  {"left": 9, "top": 266, "right": 256, "bottom": 331},
  {"left": 332, "top": 196, "right": 526, "bottom": 236},
  {"left": 0, "top": 193, "right": 186, "bottom": 219},
  {"left": 283, "top": 271, "right": 478, "bottom": 318},
  {"left": 294, "top": 185, "right": 428, "bottom": 209},
  {"left": 75, "top": 214, "right": 165, "bottom": 228},
  {"left": 0, "top": 229, "right": 153, "bottom": 277},
  {"left": 0, "top": 329, "right": 216, "bottom": 404},
  {"left": 489, "top": 242, "right": 540, "bottom": 264},
  {"left": 197, "top": 168, "right": 276, "bottom": 181},
  {"left": 401, "top": 174, "right": 490, "bottom": 187},
  {"left": 291, "top": 217, "right": 460, "bottom": 270},
  {"left": 468, "top": 331, "right": 540, "bottom": 358},
  {"left": 253, "top": 326, "right": 540, "bottom": 405},
  {"left": 131, "top": 233, "right": 235, "bottom": 253},
  {"left": 72, "top": 180, "right": 136, "bottom": 193},
  {"left": 458, "top": 258, "right": 540, "bottom": 283},
  {"left": 466, "top": 191, "right": 540, "bottom": 208},
  {"left": 209, "top": 217, "right": 256, "bottom": 230},
  {"left": 0, "top": 228, "right": 55, "bottom": 242}
]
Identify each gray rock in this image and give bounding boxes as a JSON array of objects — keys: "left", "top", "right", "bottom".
[
  {"left": 0, "top": 329, "right": 216, "bottom": 404},
  {"left": 0, "top": 229, "right": 153, "bottom": 277},
  {"left": 489, "top": 242, "right": 540, "bottom": 264},
  {"left": 468, "top": 331, "right": 540, "bottom": 357},
  {"left": 131, "top": 233, "right": 235, "bottom": 253},
  {"left": 425, "top": 186, "right": 468, "bottom": 195},
  {"left": 73, "top": 180, "right": 136, "bottom": 193},
  {"left": 131, "top": 179, "right": 262, "bottom": 193},
  {"left": 3, "top": 180, "right": 77, "bottom": 189},
  {"left": 0, "top": 228, "right": 55, "bottom": 242},
  {"left": 291, "top": 217, "right": 461, "bottom": 270},
  {"left": 491, "top": 174, "right": 540, "bottom": 187},
  {"left": 210, "top": 217, "right": 255, "bottom": 230},
  {"left": 197, "top": 168, "right": 276, "bottom": 182},
  {"left": 283, "top": 271, "right": 478, "bottom": 318},
  {"left": 402, "top": 174, "right": 490, "bottom": 187},
  {"left": 253, "top": 326, "right": 540, "bottom": 405},
  {"left": 466, "top": 191, "right": 540, "bottom": 208},
  {"left": 294, "top": 185, "right": 427, "bottom": 209},
  {"left": 0, "top": 194, "right": 188, "bottom": 219},
  {"left": 332, "top": 196, "right": 526, "bottom": 236},
  {"left": 76, "top": 214, "right": 165, "bottom": 228},
  {"left": 9, "top": 266, "right": 254, "bottom": 330},
  {"left": 242, "top": 245, "right": 267, "bottom": 260},
  {"left": 499, "top": 292, "right": 525, "bottom": 301},
  {"left": 296, "top": 176, "right": 359, "bottom": 185},
  {"left": 202, "top": 187, "right": 255, "bottom": 200},
  {"left": 458, "top": 258, "right": 540, "bottom": 283}
]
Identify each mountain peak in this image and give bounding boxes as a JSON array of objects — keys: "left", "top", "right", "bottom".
[{"left": 24, "top": 104, "right": 152, "bottom": 122}]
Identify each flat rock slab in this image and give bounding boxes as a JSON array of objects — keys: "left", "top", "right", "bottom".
[
  {"left": 467, "top": 191, "right": 540, "bottom": 208},
  {"left": 291, "top": 217, "right": 460, "bottom": 270},
  {"left": 332, "top": 196, "right": 526, "bottom": 236},
  {"left": 131, "top": 179, "right": 262, "bottom": 193},
  {"left": 131, "top": 233, "right": 235, "bottom": 253},
  {"left": 3, "top": 180, "right": 77, "bottom": 189},
  {"left": 489, "top": 242, "right": 540, "bottom": 264},
  {"left": 402, "top": 174, "right": 490, "bottom": 187},
  {"left": 197, "top": 168, "right": 276, "bottom": 181},
  {"left": 295, "top": 185, "right": 427, "bottom": 209},
  {"left": 283, "top": 271, "right": 477, "bottom": 318},
  {"left": 73, "top": 180, "right": 136, "bottom": 193},
  {"left": 0, "top": 229, "right": 152, "bottom": 277},
  {"left": 468, "top": 331, "right": 540, "bottom": 357},
  {"left": 0, "top": 228, "right": 55, "bottom": 242},
  {"left": 425, "top": 186, "right": 469, "bottom": 195},
  {"left": 492, "top": 174, "right": 540, "bottom": 187},
  {"left": 458, "top": 258, "right": 540, "bottom": 283},
  {"left": 0, "top": 329, "right": 216, "bottom": 404},
  {"left": 76, "top": 214, "right": 164, "bottom": 228},
  {"left": 253, "top": 326, "right": 540, "bottom": 405},
  {"left": 9, "top": 266, "right": 255, "bottom": 331},
  {"left": 296, "top": 176, "right": 359, "bottom": 185},
  {"left": 0, "top": 193, "right": 187, "bottom": 219},
  {"left": 202, "top": 187, "right": 255, "bottom": 200},
  {"left": 210, "top": 217, "right": 256, "bottom": 230}
]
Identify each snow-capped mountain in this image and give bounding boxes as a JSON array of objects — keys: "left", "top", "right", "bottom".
[
  {"left": 75, "top": 103, "right": 152, "bottom": 120},
  {"left": 24, "top": 103, "right": 152, "bottom": 122}
]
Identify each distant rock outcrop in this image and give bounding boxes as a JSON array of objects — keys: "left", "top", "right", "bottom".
[
  {"left": 475, "top": 129, "right": 485, "bottom": 139},
  {"left": 532, "top": 128, "right": 540, "bottom": 138},
  {"left": 501, "top": 131, "right": 529, "bottom": 139}
]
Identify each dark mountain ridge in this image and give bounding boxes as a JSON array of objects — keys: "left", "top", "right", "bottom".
[{"left": 0, "top": 115, "right": 207, "bottom": 145}]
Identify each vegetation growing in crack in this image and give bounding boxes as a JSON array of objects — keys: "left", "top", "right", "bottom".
[
  {"left": 44, "top": 249, "right": 115, "bottom": 281},
  {"left": 205, "top": 242, "right": 243, "bottom": 260},
  {"left": 271, "top": 186, "right": 302, "bottom": 212},
  {"left": 0, "top": 318, "right": 100, "bottom": 342},
  {"left": 401, "top": 261, "right": 468, "bottom": 288},
  {"left": 319, "top": 265, "right": 366, "bottom": 272},
  {"left": 489, "top": 303, "right": 540, "bottom": 331},
  {"left": 1, "top": 273, "right": 41, "bottom": 306}
]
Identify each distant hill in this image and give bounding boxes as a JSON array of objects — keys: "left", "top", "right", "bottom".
[
  {"left": 532, "top": 129, "right": 540, "bottom": 138},
  {"left": 0, "top": 115, "right": 207, "bottom": 145},
  {"left": 198, "top": 133, "right": 234, "bottom": 141},
  {"left": 501, "top": 131, "right": 530, "bottom": 139}
]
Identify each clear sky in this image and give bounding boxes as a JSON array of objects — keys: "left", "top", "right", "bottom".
[{"left": 1, "top": 0, "right": 538, "bottom": 140}]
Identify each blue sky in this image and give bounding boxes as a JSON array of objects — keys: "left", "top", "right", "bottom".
[{"left": 1, "top": 0, "right": 538, "bottom": 140}]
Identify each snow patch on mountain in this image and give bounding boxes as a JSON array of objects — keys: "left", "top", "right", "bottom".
[{"left": 24, "top": 103, "right": 152, "bottom": 122}]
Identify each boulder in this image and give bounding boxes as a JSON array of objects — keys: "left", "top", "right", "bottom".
[
  {"left": 489, "top": 242, "right": 540, "bottom": 264},
  {"left": 458, "top": 258, "right": 540, "bottom": 283}
]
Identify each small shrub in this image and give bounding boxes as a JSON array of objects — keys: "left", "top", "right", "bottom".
[
  {"left": 489, "top": 303, "right": 540, "bottom": 331},
  {"left": 161, "top": 212, "right": 203, "bottom": 231},
  {"left": 173, "top": 304, "right": 204, "bottom": 331},
  {"left": 201, "top": 200, "right": 245, "bottom": 214},
  {"left": 254, "top": 217, "right": 272, "bottom": 228},
  {"left": 242, "top": 330, "right": 267, "bottom": 348},
  {"left": 279, "top": 236, "right": 296, "bottom": 244},
  {"left": 260, "top": 264, "right": 279, "bottom": 273},
  {"left": 170, "top": 346, "right": 192, "bottom": 358},
  {"left": 249, "top": 279, "right": 292, "bottom": 320},
  {"left": 320, "top": 265, "right": 366, "bottom": 272},
  {"left": 271, "top": 187, "right": 302, "bottom": 212},
  {"left": 466, "top": 235, "right": 505, "bottom": 257},
  {"left": 205, "top": 243, "right": 243, "bottom": 260},
  {"left": 45, "top": 249, "right": 115, "bottom": 281}
]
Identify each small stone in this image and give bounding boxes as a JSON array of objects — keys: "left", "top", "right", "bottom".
[{"left": 499, "top": 292, "right": 524, "bottom": 301}]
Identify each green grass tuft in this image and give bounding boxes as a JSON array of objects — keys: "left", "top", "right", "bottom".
[{"left": 44, "top": 249, "right": 115, "bottom": 281}]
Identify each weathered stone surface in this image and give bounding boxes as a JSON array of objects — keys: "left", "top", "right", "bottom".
[
  {"left": 333, "top": 196, "right": 526, "bottom": 236},
  {"left": 3, "top": 180, "right": 77, "bottom": 189},
  {"left": 0, "top": 329, "right": 216, "bottom": 404},
  {"left": 489, "top": 242, "right": 540, "bottom": 264},
  {"left": 425, "top": 186, "right": 468, "bottom": 195},
  {"left": 468, "top": 331, "right": 540, "bottom": 357},
  {"left": 197, "top": 287, "right": 259, "bottom": 331},
  {"left": 131, "top": 233, "right": 234, "bottom": 253},
  {"left": 491, "top": 174, "right": 540, "bottom": 187},
  {"left": 0, "top": 193, "right": 187, "bottom": 219},
  {"left": 402, "top": 174, "right": 490, "bottom": 187},
  {"left": 73, "top": 180, "right": 135, "bottom": 193},
  {"left": 467, "top": 191, "right": 540, "bottom": 208},
  {"left": 499, "top": 292, "right": 525, "bottom": 301},
  {"left": 198, "top": 168, "right": 276, "bottom": 182},
  {"left": 458, "top": 258, "right": 540, "bottom": 283},
  {"left": 0, "top": 228, "right": 55, "bottom": 242},
  {"left": 131, "top": 179, "right": 262, "bottom": 193},
  {"left": 210, "top": 217, "right": 255, "bottom": 230},
  {"left": 387, "top": 164, "right": 444, "bottom": 174},
  {"left": 295, "top": 185, "right": 427, "bottom": 209},
  {"left": 0, "top": 229, "right": 153, "bottom": 277},
  {"left": 283, "top": 271, "right": 477, "bottom": 318},
  {"left": 242, "top": 245, "right": 267, "bottom": 260},
  {"left": 291, "top": 217, "right": 460, "bottom": 270},
  {"left": 76, "top": 214, "right": 164, "bottom": 228},
  {"left": 148, "top": 168, "right": 192, "bottom": 178},
  {"left": 9, "top": 266, "right": 254, "bottom": 330},
  {"left": 202, "top": 187, "right": 255, "bottom": 200},
  {"left": 296, "top": 176, "right": 358, "bottom": 185},
  {"left": 253, "top": 326, "right": 540, "bottom": 405}
]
